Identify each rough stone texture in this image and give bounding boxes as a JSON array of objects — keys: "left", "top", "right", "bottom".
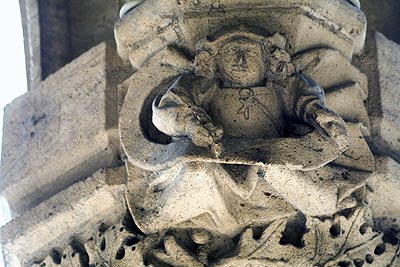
[
  {"left": 0, "top": 167, "right": 127, "bottom": 267},
  {"left": 115, "top": 0, "right": 366, "bottom": 70},
  {"left": 325, "top": 84, "right": 370, "bottom": 128},
  {"left": 117, "top": 1, "right": 397, "bottom": 265},
  {"left": 357, "top": 32, "right": 400, "bottom": 162},
  {"left": 3, "top": 0, "right": 400, "bottom": 266},
  {"left": 0, "top": 41, "right": 131, "bottom": 218},
  {"left": 367, "top": 157, "right": 400, "bottom": 235},
  {"left": 293, "top": 48, "right": 368, "bottom": 100}
]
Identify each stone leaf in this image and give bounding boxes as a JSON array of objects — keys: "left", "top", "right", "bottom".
[
  {"left": 31, "top": 246, "right": 87, "bottom": 267},
  {"left": 214, "top": 208, "right": 399, "bottom": 267},
  {"left": 84, "top": 224, "right": 144, "bottom": 267}
]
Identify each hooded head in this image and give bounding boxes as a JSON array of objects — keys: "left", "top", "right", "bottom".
[{"left": 194, "top": 28, "right": 294, "bottom": 88}]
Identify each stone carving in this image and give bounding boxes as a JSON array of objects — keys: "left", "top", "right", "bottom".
[
  {"left": 28, "top": 0, "right": 400, "bottom": 266},
  {"left": 152, "top": 30, "right": 348, "bottom": 156},
  {"left": 32, "top": 208, "right": 400, "bottom": 267},
  {"left": 137, "top": 28, "right": 353, "bottom": 234},
  {"left": 31, "top": 221, "right": 146, "bottom": 267},
  {"left": 146, "top": 208, "right": 400, "bottom": 267},
  {"left": 84, "top": 223, "right": 145, "bottom": 267},
  {"left": 121, "top": 27, "right": 372, "bottom": 220},
  {"left": 3, "top": 0, "right": 400, "bottom": 266},
  {"left": 31, "top": 246, "right": 87, "bottom": 267},
  {"left": 112, "top": 0, "right": 400, "bottom": 265}
]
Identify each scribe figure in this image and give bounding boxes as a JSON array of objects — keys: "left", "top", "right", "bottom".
[
  {"left": 152, "top": 29, "right": 348, "bottom": 156},
  {"left": 141, "top": 28, "right": 349, "bottom": 239}
]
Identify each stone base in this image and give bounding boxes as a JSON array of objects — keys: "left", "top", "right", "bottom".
[{"left": 0, "top": 167, "right": 127, "bottom": 267}]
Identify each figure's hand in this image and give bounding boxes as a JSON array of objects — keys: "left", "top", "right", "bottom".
[
  {"left": 306, "top": 103, "right": 349, "bottom": 152},
  {"left": 152, "top": 89, "right": 223, "bottom": 157},
  {"left": 186, "top": 111, "right": 224, "bottom": 158}
]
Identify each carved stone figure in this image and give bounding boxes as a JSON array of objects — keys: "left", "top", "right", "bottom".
[
  {"left": 108, "top": 0, "right": 400, "bottom": 264},
  {"left": 140, "top": 28, "right": 350, "bottom": 235},
  {"left": 118, "top": 29, "right": 388, "bottom": 267},
  {"left": 153, "top": 29, "right": 349, "bottom": 156},
  {"left": 10, "top": 0, "right": 400, "bottom": 266}
]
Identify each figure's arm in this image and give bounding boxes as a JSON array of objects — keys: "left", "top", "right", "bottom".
[
  {"left": 152, "top": 75, "right": 223, "bottom": 157},
  {"left": 295, "top": 74, "right": 349, "bottom": 151}
]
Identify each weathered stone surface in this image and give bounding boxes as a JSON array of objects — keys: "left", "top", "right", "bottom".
[
  {"left": 0, "top": 167, "right": 127, "bottom": 267},
  {"left": 333, "top": 123, "right": 375, "bottom": 171},
  {"left": 118, "top": 18, "right": 387, "bottom": 263},
  {"left": 293, "top": 48, "right": 369, "bottom": 100},
  {"left": 115, "top": 0, "right": 366, "bottom": 70},
  {"left": 31, "top": 245, "right": 87, "bottom": 267},
  {"left": 325, "top": 83, "right": 370, "bottom": 128},
  {"left": 357, "top": 32, "right": 400, "bottom": 162},
  {"left": 0, "top": 41, "right": 131, "bottom": 217},
  {"left": 4, "top": 1, "right": 400, "bottom": 266},
  {"left": 30, "top": 205, "right": 400, "bottom": 267},
  {"left": 367, "top": 157, "right": 400, "bottom": 235}
]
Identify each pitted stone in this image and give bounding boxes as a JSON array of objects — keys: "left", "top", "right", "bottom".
[
  {"left": 367, "top": 157, "right": 400, "bottom": 235},
  {"left": 2, "top": 1, "right": 400, "bottom": 267},
  {"left": 0, "top": 167, "right": 127, "bottom": 267}
]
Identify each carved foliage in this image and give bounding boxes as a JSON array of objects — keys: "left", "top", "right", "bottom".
[
  {"left": 84, "top": 223, "right": 146, "bottom": 267},
  {"left": 216, "top": 208, "right": 400, "bottom": 267},
  {"left": 31, "top": 207, "right": 400, "bottom": 267},
  {"left": 31, "top": 246, "right": 88, "bottom": 267}
]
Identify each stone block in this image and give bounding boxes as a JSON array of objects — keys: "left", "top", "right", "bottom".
[
  {"left": 366, "top": 157, "right": 400, "bottom": 234},
  {"left": 357, "top": 32, "right": 400, "bottom": 162},
  {"left": 0, "top": 167, "right": 127, "bottom": 267},
  {"left": 0, "top": 41, "right": 132, "bottom": 217}
]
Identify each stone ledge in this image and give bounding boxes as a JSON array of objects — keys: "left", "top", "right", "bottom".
[
  {"left": 0, "top": 41, "right": 132, "bottom": 217},
  {"left": 356, "top": 32, "right": 400, "bottom": 163},
  {"left": 0, "top": 167, "right": 127, "bottom": 267}
]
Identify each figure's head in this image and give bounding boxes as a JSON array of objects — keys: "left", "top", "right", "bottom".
[
  {"left": 217, "top": 37, "right": 265, "bottom": 87},
  {"left": 194, "top": 28, "right": 293, "bottom": 87}
]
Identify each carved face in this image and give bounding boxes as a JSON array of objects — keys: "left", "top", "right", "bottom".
[{"left": 217, "top": 38, "right": 265, "bottom": 87}]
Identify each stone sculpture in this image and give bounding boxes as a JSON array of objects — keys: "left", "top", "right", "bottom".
[
  {"left": 6, "top": 0, "right": 400, "bottom": 266},
  {"left": 115, "top": 1, "right": 398, "bottom": 266},
  {"left": 145, "top": 28, "right": 350, "bottom": 235},
  {"left": 152, "top": 29, "right": 348, "bottom": 157}
]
